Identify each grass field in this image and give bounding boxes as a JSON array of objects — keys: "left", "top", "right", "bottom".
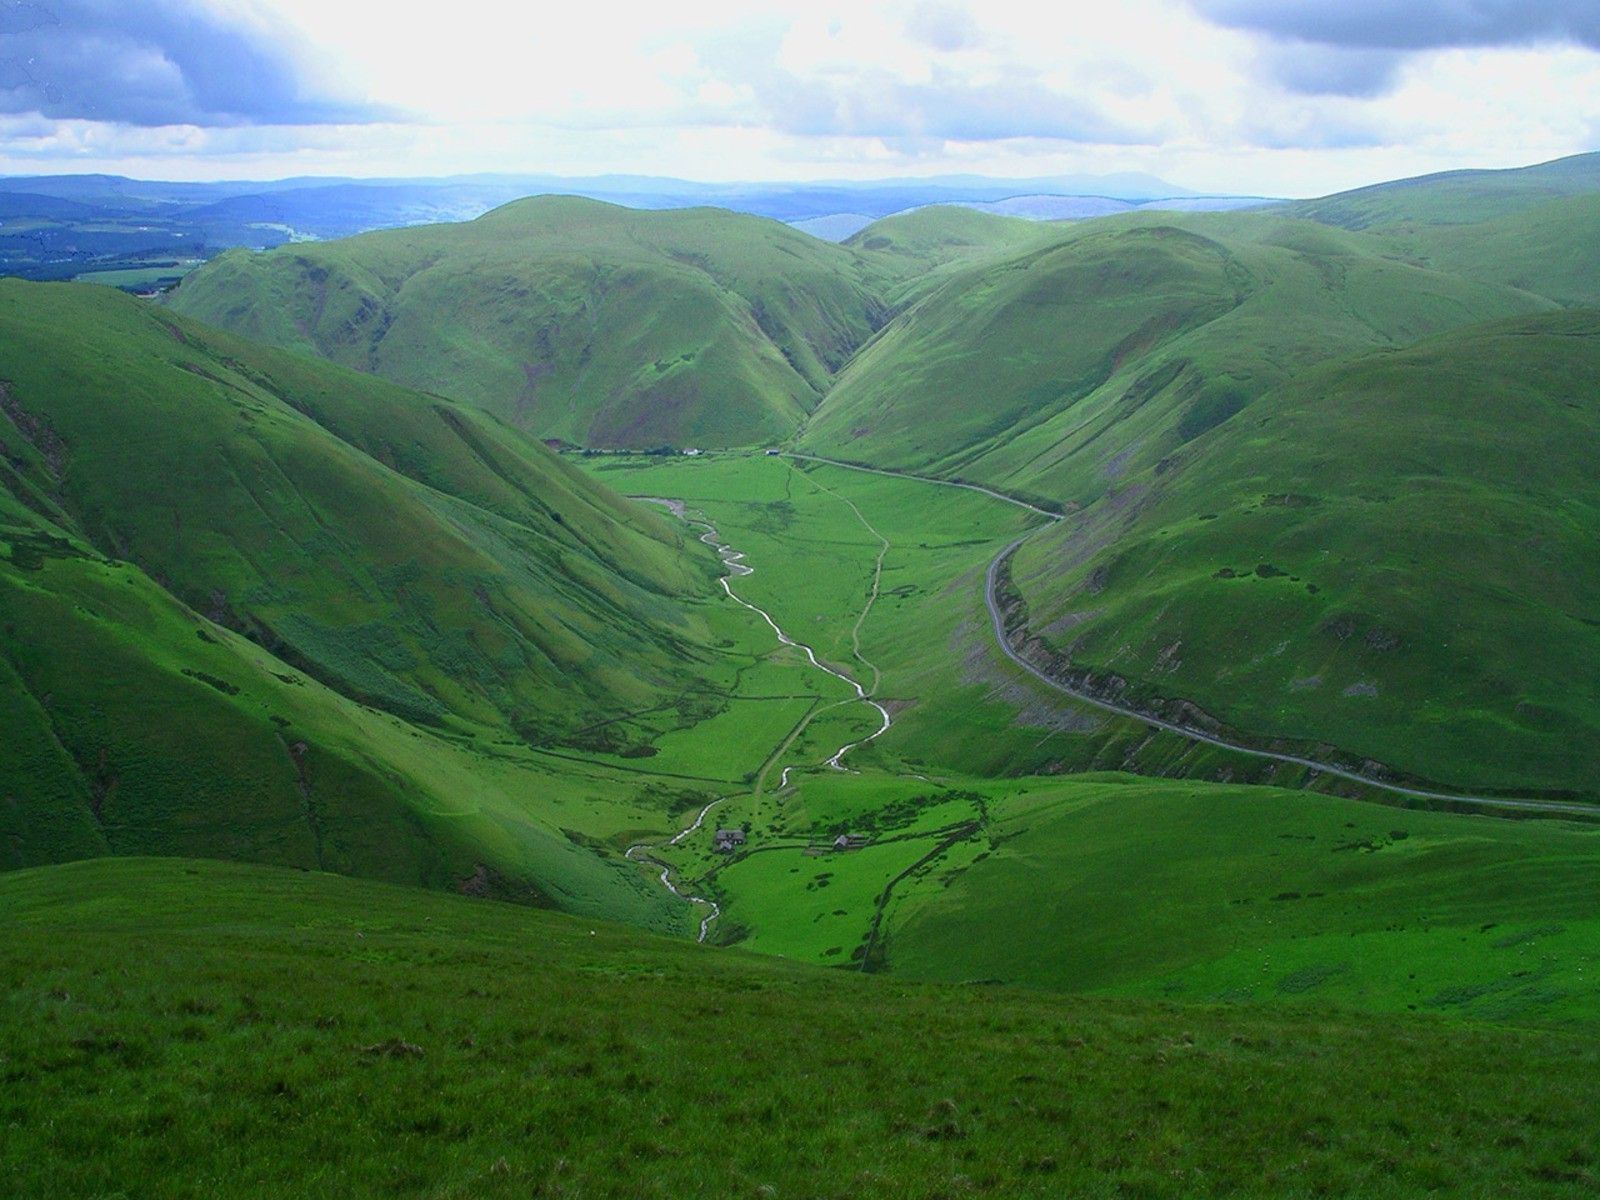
[
  {"left": 4, "top": 857, "right": 1596, "bottom": 1199},
  {"left": 880, "top": 776, "right": 1600, "bottom": 1021}
]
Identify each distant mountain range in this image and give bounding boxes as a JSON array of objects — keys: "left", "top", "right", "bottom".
[{"left": 0, "top": 169, "right": 1271, "bottom": 286}]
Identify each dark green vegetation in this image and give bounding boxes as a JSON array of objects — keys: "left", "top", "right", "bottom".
[
  {"left": 5, "top": 858, "right": 1597, "bottom": 1199},
  {"left": 168, "top": 198, "right": 890, "bottom": 447}
]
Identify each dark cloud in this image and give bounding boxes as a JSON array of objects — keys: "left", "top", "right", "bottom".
[
  {"left": 0, "top": 0, "right": 384, "bottom": 126},
  {"left": 1194, "top": 0, "right": 1600, "bottom": 53},
  {"left": 1194, "top": 0, "right": 1600, "bottom": 98},
  {"left": 1261, "top": 43, "right": 1406, "bottom": 97}
]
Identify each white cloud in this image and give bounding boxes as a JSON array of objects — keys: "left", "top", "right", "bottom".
[{"left": 0, "top": 0, "right": 1592, "bottom": 196}]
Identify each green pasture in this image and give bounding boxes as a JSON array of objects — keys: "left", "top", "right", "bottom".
[
  {"left": 580, "top": 452, "right": 1129, "bottom": 781},
  {"left": 74, "top": 261, "right": 201, "bottom": 291},
  {"left": 5, "top": 857, "right": 1597, "bottom": 1199},
  {"left": 880, "top": 775, "right": 1600, "bottom": 1022}
]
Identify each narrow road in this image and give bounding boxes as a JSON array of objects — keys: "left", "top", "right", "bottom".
[
  {"left": 782, "top": 452, "right": 1062, "bottom": 519},
  {"left": 783, "top": 456, "right": 1600, "bottom": 819}
]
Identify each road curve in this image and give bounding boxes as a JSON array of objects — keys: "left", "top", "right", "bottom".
[{"left": 780, "top": 456, "right": 1599, "bottom": 818}]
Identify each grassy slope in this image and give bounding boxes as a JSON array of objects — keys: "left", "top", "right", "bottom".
[
  {"left": 0, "top": 540, "right": 697, "bottom": 928},
  {"left": 0, "top": 280, "right": 783, "bottom": 919},
  {"left": 880, "top": 776, "right": 1600, "bottom": 1021},
  {"left": 1388, "top": 193, "right": 1600, "bottom": 308},
  {"left": 3, "top": 857, "right": 1596, "bottom": 1199},
  {"left": 0, "top": 280, "right": 723, "bottom": 738},
  {"left": 799, "top": 213, "right": 1553, "bottom": 505},
  {"left": 1278, "top": 151, "right": 1600, "bottom": 230},
  {"left": 166, "top": 197, "right": 889, "bottom": 448},
  {"left": 1007, "top": 309, "right": 1600, "bottom": 797},
  {"left": 845, "top": 204, "right": 1063, "bottom": 303}
]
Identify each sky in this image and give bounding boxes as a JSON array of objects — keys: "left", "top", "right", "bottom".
[{"left": 1, "top": 0, "right": 1597, "bottom": 196}]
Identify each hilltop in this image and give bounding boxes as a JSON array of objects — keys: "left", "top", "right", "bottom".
[{"left": 167, "top": 197, "right": 891, "bottom": 448}]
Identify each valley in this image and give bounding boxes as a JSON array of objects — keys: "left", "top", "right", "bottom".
[{"left": 3, "top": 151, "right": 1599, "bottom": 1195}]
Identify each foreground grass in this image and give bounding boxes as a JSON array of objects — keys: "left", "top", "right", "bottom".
[{"left": 3, "top": 859, "right": 1597, "bottom": 1199}]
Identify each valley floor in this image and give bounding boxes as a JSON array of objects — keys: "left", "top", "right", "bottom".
[{"left": 566, "top": 453, "right": 1600, "bottom": 1024}]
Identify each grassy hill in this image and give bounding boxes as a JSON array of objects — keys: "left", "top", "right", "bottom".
[
  {"left": 1002, "top": 308, "right": 1600, "bottom": 799},
  {"left": 1382, "top": 193, "right": 1600, "bottom": 308},
  {"left": 166, "top": 197, "right": 890, "bottom": 448},
  {"left": 1278, "top": 151, "right": 1600, "bottom": 230},
  {"left": 0, "top": 279, "right": 753, "bottom": 912},
  {"left": 845, "top": 204, "right": 1063, "bottom": 302},
  {"left": 3, "top": 856, "right": 1596, "bottom": 1199},
  {"left": 798, "top": 212, "right": 1552, "bottom": 506},
  {"left": 875, "top": 775, "right": 1600, "bottom": 1019}
]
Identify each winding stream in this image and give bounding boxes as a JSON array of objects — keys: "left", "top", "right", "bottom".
[
  {"left": 625, "top": 497, "right": 894, "bottom": 938},
  {"left": 624, "top": 797, "right": 726, "bottom": 943},
  {"left": 691, "top": 513, "right": 892, "bottom": 770}
]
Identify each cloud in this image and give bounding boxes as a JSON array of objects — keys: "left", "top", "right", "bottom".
[
  {"left": 752, "top": 71, "right": 1150, "bottom": 143},
  {"left": 687, "top": 19, "right": 1150, "bottom": 147},
  {"left": 1193, "top": 0, "right": 1600, "bottom": 53},
  {"left": 906, "top": 1, "right": 984, "bottom": 53},
  {"left": 1260, "top": 43, "right": 1406, "bottom": 97},
  {"left": 1193, "top": 0, "right": 1600, "bottom": 97},
  {"left": 0, "top": 0, "right": 385, "bottom": 126}
]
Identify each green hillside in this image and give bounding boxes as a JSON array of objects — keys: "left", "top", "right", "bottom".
[
  {"left": 166, "top": 197, "right": 889, "bottom": 448},
  {"left": 798, "top": 213, "right": 1552, "bottom": 505},
  {"left": 0, "top": 279, "right": 754, "bottom": 913},
  {"left": 845, "top": 204, "right": 1062, "bottom": 302},
  {"left": 1279, "top": 150, "right": 1600, "bottom": 230},
  {"left": 1390, "top": 193, "right": 1600, "bottom": 307},
  {"left": 4, "top": 857, "right": 1596, "bottom": 1199},
  {"left": 1003, "top": 308, "right": 1600, "bottom": 798},
  {"left": 878, "top": 776, "right": 1600, "bottom": 1018}
]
